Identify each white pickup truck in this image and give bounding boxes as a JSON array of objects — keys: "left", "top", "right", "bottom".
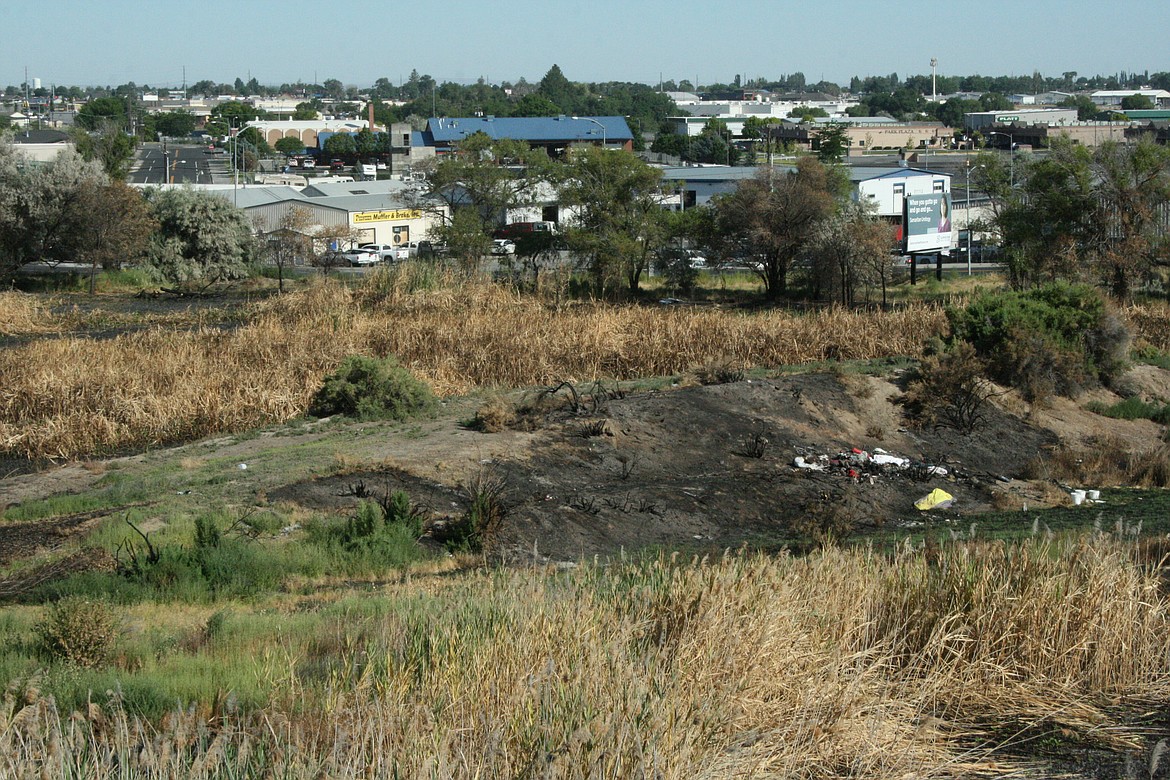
[{"left": 360, "top": 243, "right": 410, "bottom": 262}]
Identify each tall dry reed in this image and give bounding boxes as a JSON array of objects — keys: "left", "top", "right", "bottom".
[
  {"left": 2, "top": 540, "right": 1166, "bottom": 778},
  {"left": 1124, "top": 301, "right": 1170, "bottom": 352},
  {"left": 1, "top": 276, "right": 945, "bottom": 460}
]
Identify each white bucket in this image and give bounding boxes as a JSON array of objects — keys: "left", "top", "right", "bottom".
[
  {"left": 1070, "top": 490, "right": 1086, "bottom": 506},
  {"left": 1086, "top": 490, "right": 1101, "bottom": 501}
]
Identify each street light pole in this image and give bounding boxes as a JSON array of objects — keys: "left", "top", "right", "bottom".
[
  {"left": 965, "top": 159, "right": 972, "bottom": 276},
  {"left": 574, "top": 116, "right": 606, "bottom": 148},
  {"left": 987, "top": 131, "right": 1014, "bottom": 188}
]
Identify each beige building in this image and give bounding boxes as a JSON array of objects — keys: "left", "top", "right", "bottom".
[{"left": 773, "top": 120, "right": 950, "bottom": 155}]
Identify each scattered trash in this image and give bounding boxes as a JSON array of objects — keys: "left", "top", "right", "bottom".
[
  {"left": 915, "top": 488, "right": 955, "bottom": 511},
  {"left": 793, "top": 455, "right": 826, "bottom": 471},
  {"left": 1071, "top": 489, "right": 1086, "bottom": 506},
  {"left": 237, "top": 463, "right": 248, "bottom": 470},
  {"left": 1087, "top": 489, "right": 1101, "bottom": 501},
  {"left": 996, "top": 475, "right": 1012, "bottom": 483},
  {"left": 791, "top": 445, "right": 950, "bottom": 483},
  {"left": 176, "top": 490, "right": 191, "bottom": 495},
  {"left": 872, "top": 449, "right": 910, "bottom": 467}
]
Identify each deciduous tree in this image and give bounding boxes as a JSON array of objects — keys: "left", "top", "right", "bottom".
[
  {"left": 76, "top": 180, "right": 156, "bottom": 293},
  {"left": 711, "top": 159, "right": 842, "bottom": 299},
  {"left": 558, "top": 146, "right": 669, "bottom": 295}
]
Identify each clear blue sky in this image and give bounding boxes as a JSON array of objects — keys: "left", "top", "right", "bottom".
[{"left": 3, "top": 0, "right": 1167, "bottom": 89}]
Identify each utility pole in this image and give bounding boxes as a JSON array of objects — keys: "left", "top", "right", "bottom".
[{"left": 930, "top": 58, "right": 938, "bottom": 102}]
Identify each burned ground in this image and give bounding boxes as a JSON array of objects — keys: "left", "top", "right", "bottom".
[{"left": 260, "top": 372, "right": 1063, "bottom": 563}]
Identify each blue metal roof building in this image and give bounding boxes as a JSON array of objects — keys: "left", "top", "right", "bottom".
[{"left": 419, "top": 115, "right": 634, "bottom": 155}]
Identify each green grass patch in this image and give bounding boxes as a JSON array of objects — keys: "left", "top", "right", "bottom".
[{"left": 1086, "top": 397, "right": 1170, "bottom": 424}]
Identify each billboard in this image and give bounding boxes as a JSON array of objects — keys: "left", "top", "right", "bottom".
[{"left": 902, "top": 193, "right": 954, "bottom": 253}]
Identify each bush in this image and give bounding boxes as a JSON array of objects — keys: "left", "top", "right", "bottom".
[
  {"left": 904, "top": 342, "right": 997, "bottom": 433},
  {"left": 309, "top": 355, "right": 437, "bottom": 421},
  {"left": 309, "top": 499, "right": 424, "bottom": 573},
  {"left": 1086, "top": 397, "right": 1170, "bottom": 425},
  {"left": 435, "top": 470, "right": 507, "bottom": 553},
  {"left": 37, "top": 596, "right": 120, "bottom": 668},
  {"left": 947, "top": 283, "right": 1130, "bottom": 402}
]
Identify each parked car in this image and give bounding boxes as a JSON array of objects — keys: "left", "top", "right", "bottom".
[
  {"left": 300, "top": 158, "right": 316, "bottom": 169},
  {"left": 491, "top": 239, "right": 516, "bottom": 255},
  {"left": 492, "top": 221, "right": 556, "bottom": 240},
  {"left": 412, "top": 240, "right": 448, "bottom": 258},
  {"left": 339, "top": 247, "right": 380, "bottom": 266}
]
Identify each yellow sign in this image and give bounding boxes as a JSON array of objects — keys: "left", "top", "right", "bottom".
[{"left": 353, "top": 208, "right": 422, "bottom": 224}]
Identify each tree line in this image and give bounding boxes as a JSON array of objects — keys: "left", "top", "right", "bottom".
[
  {"left": 414, "top": 132, "right": 898, "bottom": 304},
  {"left": 0, "top": 141, "right": 253, "bottom": 291}
]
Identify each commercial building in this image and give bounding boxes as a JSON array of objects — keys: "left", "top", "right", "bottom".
[
  {"left": 1090, "top": 90, "right": 1170, "bottom": 107},
  {"left": 963, "top": 108, "right": 1079, "bottom": 132},
  {"left": 417, "top": 116, "right": 634, "bottom": 155},
  {"left": 770, "top": 119, "right": 950, "bottom": 156}
]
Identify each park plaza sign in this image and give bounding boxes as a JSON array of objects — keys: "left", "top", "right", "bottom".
[{"left": 353, "top": 208, "right": 423, "bottom": 224}]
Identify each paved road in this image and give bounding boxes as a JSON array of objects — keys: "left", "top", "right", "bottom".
[{"left": 129, "top": 143, "right": 224, "bottom": 185}]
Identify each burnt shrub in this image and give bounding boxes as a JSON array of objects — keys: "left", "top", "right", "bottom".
[
  {"left": 947, "top": 283, "right": 1130, "bottom": 402},
  {"left": 904, "top": 342, "right": 998, "bottom": 433}
]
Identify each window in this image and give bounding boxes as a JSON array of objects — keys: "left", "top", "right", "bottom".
[{"left": 933, "top": 180, "right": 945, "bottom": 192}]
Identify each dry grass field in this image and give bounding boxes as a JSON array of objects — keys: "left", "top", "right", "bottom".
[
  {"left": 6, "top": 270, "right": 1170, "bottom": 464},
  {"left": 1, "top": 270, "right": 952, "bottom": 461},
  {"left": 2, "top": 541, "right": 1167, "bottom": 779}
]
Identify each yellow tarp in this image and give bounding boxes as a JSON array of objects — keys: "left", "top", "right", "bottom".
[{"left": 915, "top": 488, "right": 955, "bottom": 511}]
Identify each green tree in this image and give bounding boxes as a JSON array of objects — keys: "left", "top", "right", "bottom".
[
  {"left": 73, "top": 120, "right": 137, "bottom": 179},
  {"left": 354, "top": 128, "right": 379, "bottom": 157},
  {"left": 421, "top": 132, "right": 556, "bottom": 271},
  {"left": 1091, "top": 138, "right": 1170, "bottom": 299},
  {"left": 978, "top": 93, "right": 1014, "bottom": 111},
  {"left": 788, "top": 105, "right": 829, "bottom": 121},
  {"left": 513, "top": 93, "right": 561, "bottom": 117},
  {"left": 1120, "top": 94, "right": 1154, "bottom": 111},
  {"left": 814, "top": 122, "right": 850, "bottom": 163},
  {"left": 274, "top": 136, "right": 305, "bottom": 155},
  {"left": 292, "top": 100, "right": 320, "bottom": 120},
  {"left": 323, "top": 132, "right": 357, "bottom": 158},
  {"left": 76, "top": 97, "right": 126, "bottom": 130},
  {"left": 712, "top": 159, "right": 841, "bottom": 299},
  {"left": 742, "top": 116, "right": 782, "bottom": 164},
  {"left": 144, "top": 189, "right": 254, "bottom": 286},
  {"left": 151, "top": 110, "right": 197, "bottom": 137},
  {"left": 995, "top": 138, "right": 1096, "bottom": 288},
  {"left": 76, "top": 180, "right": 156, "bottom": 292},
  {"left": 1059, "top": 94, "right": 1100, "bottom": 121},
  {"left": 0, "top": 145, "right": 108, "bottom": 279},
  {"left": 537, "top": 64, "right": 585, "bottom": 114},
  {"left": 558, "top": 146, "right": 669, "bottom": 295}
]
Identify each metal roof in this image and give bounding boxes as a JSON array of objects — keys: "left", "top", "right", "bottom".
[
  {"left": 302, "top": 179, "right": 411, "bottom": 198},
  {"left": 424, "top": 115, "right": 633, "bottom": 144},
  {"left": 204, "top": 186, "right": 309, "bottom": 209},
  {"left": 658, "top": 166, "right": 773, "bottom": 182},
  {"left": 847, "top": 167, "right": 942, "bottom": 182},
  {"left": 658, "top": 165, "right": 946, "bottom": 185}
]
